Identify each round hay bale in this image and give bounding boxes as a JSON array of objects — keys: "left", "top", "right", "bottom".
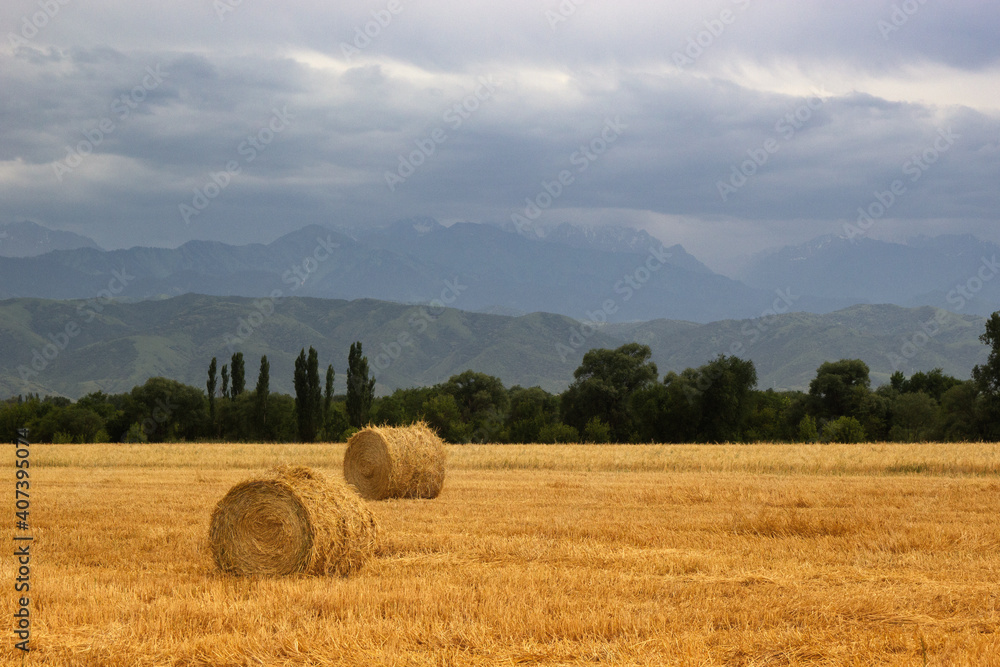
[
  {"left": 209, "top": 465, "right": 379, "bottom": 577},
  {"left": 343, "top": 422, "right": 446, "bottom": 500}
]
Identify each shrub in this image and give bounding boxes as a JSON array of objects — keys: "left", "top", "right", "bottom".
[{"left": 822, "top": 416, "right": 866, "bottom": 443}]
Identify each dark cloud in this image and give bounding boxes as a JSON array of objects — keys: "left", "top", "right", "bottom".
[{"left": 0, "top": 0, "right": 997, "bottom": 259}]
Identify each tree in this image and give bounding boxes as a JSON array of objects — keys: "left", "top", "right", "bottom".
[
  {"left": 797, "top": 415, "right": 819, "bottom": 443},
  {"left": 306, "top": 347, "right": 321, "bottom": 433},
  {"left": 127, "top": 377, "right": 208, "bottom": 442},
  {"left": 972, "top": 312, "right": 1000, "bottom": 436},
  {"left": 206, "top": 357, "right": 218, "bottom": 422},
  {"left": 562, "top": 343, "right": 658, "bottom": 442},
  {"left": 443, "top": 371, "right": 510, "bottom": 441},
  {"left": 973, "top": 313, "right": 1000, "bottom": 395},
  {"left": 254, "top": 355, "right": 270, "bottom": 439},
  {"left": 346, "top": 341, "right": 375, "bottom": 428},
  {"left": 691, "top": 355, "right": 757, "bottom": 442},
  {"left": 420, "top": 393, "right": 468, "bottom": 443},
  {"left": 506, "top": 386, "right": 560, "bottom": 443},
  {"left": 324, "top": 364, "right": 334, "bottom": 425},
  {"left": 889, "top": 392, "right": 938, "bottom": 442},
  {"left": 537, "top": 422, "right": 579, "bottom": 444},
  {"left": 822, "top": 416, "right": 866, "bottom": 443},
  {"left": 896, "top": 368, "right": 962, "bottom": 402},
  {"left": 230, "top": 352, "right": 245, "bottom": 397},
  {"left": 809, "top": 359, "right": 871, "bottom": 419},
  {"left": 293, "top": 349, "right": 312, "bottom": 442},
  {"left": 939, "top": 381, "right": 981, "bottom": 441},
  {"left": 221, "top": 364, "right": 230, "bottom": 400},
  {"left": 583, "top": 417, "right": 611, "bottom": 443}
]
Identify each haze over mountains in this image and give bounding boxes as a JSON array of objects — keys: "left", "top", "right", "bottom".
[
  {"left": 1, "top": 219, "right": 997, "bottom": 399},
  {"left": 0, "top": 221, "right": 103, "bottom": 257},
  {"left": 4, "top": 219, "right": 998, "bottom": 322}
]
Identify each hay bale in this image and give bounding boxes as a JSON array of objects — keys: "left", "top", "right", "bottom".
[
  {"left": 209, "top": 465, "right": 379, "bottom": 577},
  {"left": 343, "top": 422, "right": 446, "bottom": 500}
]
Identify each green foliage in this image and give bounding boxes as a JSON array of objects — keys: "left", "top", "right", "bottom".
[
  {"left": 33, "top": 405, "right": 105, "bottom": 443},
  {"left": 124, "top": 422, "right": 148, "bottom": 443},
  {"left": 318, "top": 400, "right": 349, "bottom": 441},
  {"left": 206, "top": 357, "right": 217, "bottom": 421},
  {"left": 128, "top": 377, "right": 207, "bottom": 442},
  {"left": 505, "top": 386, "right": 560, "bottom": 443},
  {"left": 537, "top": 422, "right": 579, "bottom": 444},
  {"left": 421, "top": 393, "right": 468, "bottom": 443},
  {"left": 254, "top": 356, "right": 270, "bottom": 439},
  {"left": 346, "top": 342, "right": 375, "bottom": 428},
  {"left": 743, "top": 390, "right": 794, "bottom": 442},
  {"left": 889, "top": 392, "right": 938, "bottom": 442},
  {"left": 809, "top": 359, "right": 871, "bottom": 419},
  {"left": 230, "top": 352, "right": 245, "bottom": 397},
  {"left": 822, "top": 416, "right": 867, "bottom": 443},
  {"left": 221, "top": 364, "right": 230, "bottom": 399},
  {"left": 797, "top": 415, "right": 819, "bottom": 443},
  {"left": 631, "top": 356, "right": 757, "bottom": 443},
  {"left": 898, "top": 368, "right": 962, "bottom": 402},
  {"left": 562, "top": 343, "right": 658, "bottom": 442},
  {"left": 443, "top": 370, "right": 510, "bottom": 441},
  {"left": 324, "top": 365, "right": 334, "bottom": 425},
  {"left": 690, "top": 355, "right": 758, "bottom": 442},
  {"left": 293, "top": 347, "right": 322, "bottom": 442},
  {"left": 972, "top": 312, "right": 1000, "bottom": 437},
  {"left": 2, "top": 337, "right": 996, "bottom": 445},
  {"left": 938, "top": 381, "right": 981, "bottom": 441},
  {"left": 583, "top": 417, "right": 611, "bottom": 443}
]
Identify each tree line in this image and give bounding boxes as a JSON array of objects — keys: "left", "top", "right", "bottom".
[{"left": 5, "top": 313, "right": 1000, "bottom": 444}]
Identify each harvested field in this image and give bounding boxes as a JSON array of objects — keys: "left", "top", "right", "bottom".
[{"left": 2, "top": 443, "right": 1000, "bottom": 665}]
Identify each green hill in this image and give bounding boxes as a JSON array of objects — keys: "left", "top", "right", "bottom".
[{"left": 0, "top": 295, "right": 989, "bottom": 399}]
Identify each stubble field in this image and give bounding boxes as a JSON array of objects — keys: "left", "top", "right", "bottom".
[{"left": 2, "top": 442, "right": 1000, "bottom": 666}]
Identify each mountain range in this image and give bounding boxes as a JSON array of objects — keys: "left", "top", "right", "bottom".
[
  {"left": 737, "top": 234, "right": 1000, "bottom": 317},
  {"left": 0, "top": 219, "right": 833, "bottom": 323},
  {"left": 1, "top": 220, "right": 997, "bottom": 400},
  {"left": 2, "top": 220, "right": 998, "bottom": 322},
  {"left": 0, "top": 295, "right": 987, "bottom": 400}
]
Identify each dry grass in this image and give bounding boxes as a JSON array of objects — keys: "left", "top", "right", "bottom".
[
  {"left": 209, "top": 465, "right": 380, "bottom": 577},
  {"left": 343, "top": 423, "right": 446, "bottom": 500},
  {"left": 2, "top": 443, "right": 1000, "bottom": 665}
]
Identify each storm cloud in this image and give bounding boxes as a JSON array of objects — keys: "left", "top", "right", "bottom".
[{"left": 1, "top": 0, "right": 998, "bottom": 268}]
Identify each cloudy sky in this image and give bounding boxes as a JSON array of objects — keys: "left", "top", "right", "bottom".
[{"left": 2, "top": 0, "right": 998, "bottom": 270}]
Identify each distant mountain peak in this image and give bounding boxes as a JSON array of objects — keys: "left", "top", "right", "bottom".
[{"left": 0, "top": 220, "right": 102, "bottom": 257}]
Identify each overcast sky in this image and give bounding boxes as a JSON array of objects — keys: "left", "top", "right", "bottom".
[{"left": 1, "top": 0, "right": 998, "bottom": 270}]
